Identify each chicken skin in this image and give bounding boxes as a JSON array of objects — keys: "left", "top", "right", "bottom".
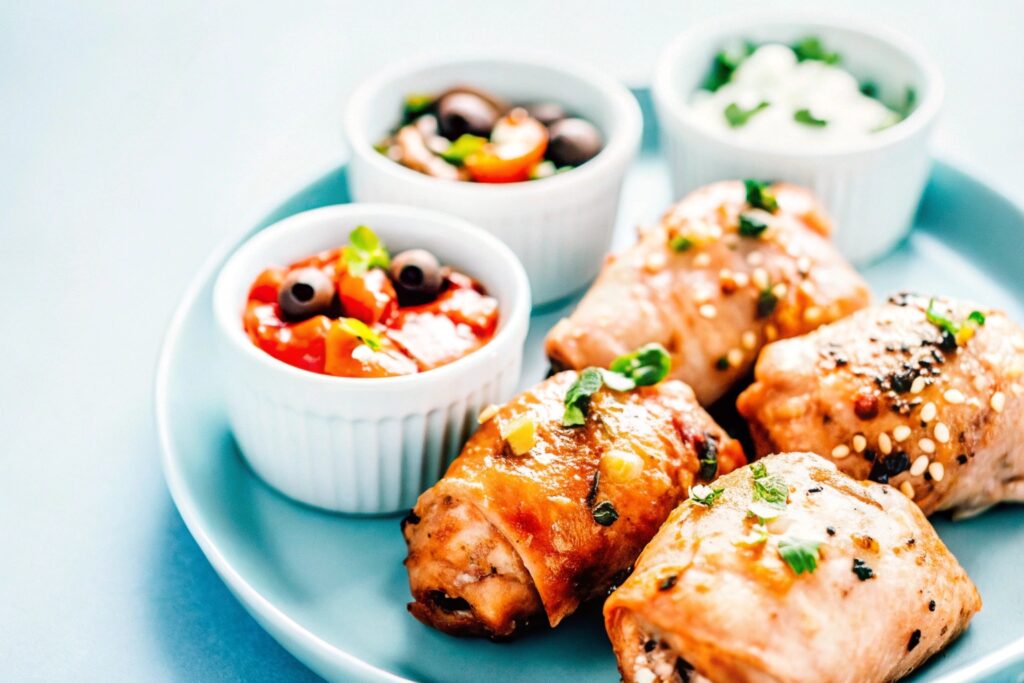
[
  {"left": 604, "top": 452, "right": 981, "bottom": 683},
  {"left": 545, "top": 181, "right": 870, "bottom": 405},
  {"left": 402, "top": 372, "right": 745, "bottom": 638},
  {"left": 738, "top": 293, "right": 1024, "bottom": 516}
]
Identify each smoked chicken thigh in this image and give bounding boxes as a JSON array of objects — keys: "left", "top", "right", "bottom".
[
  {"left": 402, "top": 371, "right": 744, "bottom": 638},
  {"left": 738, "top": 293, "right": 1024, "bottom": 516},
  {"left": 545, "top": 181, "right": 869, "bottom": 405},
  {"left": 604, "top": 452, "right": 981, "bottom": 683}
]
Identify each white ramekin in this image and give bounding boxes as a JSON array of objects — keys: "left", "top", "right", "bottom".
[
  {"left": 653, "top": 13, "right": 944, "bottom": 264},
  {"left": 212, "top": 204, "right": 530, "bottom": 514},
  {"left": 344, "top": 51, "right": 642, "bottom": 306}
]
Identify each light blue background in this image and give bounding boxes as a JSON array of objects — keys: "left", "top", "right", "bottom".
[{"left": 2, "top": 2, "right": 1022, "bottom": 681}]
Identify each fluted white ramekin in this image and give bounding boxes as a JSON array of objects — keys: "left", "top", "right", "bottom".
[
  {"left": 212, "top": 204, "right": 530, "bottom": 514},
  {"left": 653, "top": 14, "right": 943, "bottom": 264},
  {"left": 344, "top": 51, "right": 642, "bottom": 306}
]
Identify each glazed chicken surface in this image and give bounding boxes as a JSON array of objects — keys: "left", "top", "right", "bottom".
[
  {"left": 545, "top": 181, "right": 870, "bottom": 405},
  {"left": 402, "top": 371, "right": 745, "bottom": 638},
  {"left": 738, "top": 293, "right": 1024, "bottom": 516},
  {"left": 604, "top": 452, "right": 981, "bottom": 683}
]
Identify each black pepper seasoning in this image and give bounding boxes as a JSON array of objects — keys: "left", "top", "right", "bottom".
[{"left": 908, "top": 629, "right": 922, "bottom": 651}]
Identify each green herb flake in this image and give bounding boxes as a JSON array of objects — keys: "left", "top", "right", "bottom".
[
  {"left": 926, "top": 298, "right": 959, "bottom": 335},
  {"left": 402, "top": 93, "right": 435, "bottom": 122},
  {"left": 744, "top": 179, "right": 779, "bottom": 213},
  {"left": 344, "top": 225, "right": 391, "bottom": 276},
  {"left": 440, "top": 134, "right": 487, "bottom": 166},
  {"left": 778, "top": 536, "right": 821, "bottom": 575},
  {"left": 860, "top": 81, "right": 879, "bottom": 99},
  {"left": 739, "top": 212, "right": 769, "bottom": 237},
  {"left": 592, "top": 500, "right": 619, "bottom": 526},
  {"left": 563, "top": 367, "right": 604, "bottom": 427},
  {"left": 852, "top": 558, "right": 875, "bottom": 581},
  {"left": 968, "top": 310, "right": 986, "bottom": 326},
  {"left": 609, "top": 343, "right": 672, "bottom": 388},
  {"left": 689, "top": 484, "right": 724, "bottom": 507},
  {"left": 794, "top": 108, "right": 828, "bottom": 127},
  {"left": 670, "top": 234, "right": 694, "bottom": 252},
  {"left": 724, "top": 101, "right": 770, "bottom": 128},
  {"left": 338, "top": 317, "right": 383, "bottom": 351},
  {"left": 757, "top": 287, "right": 779, "bottom": 318},
  {"left": 791, "top": 37, "right": 840, "bottom": 64},
  {"left": 702, "top": 40, "right": 756, "bottom": 92},
  {"left": 749, "top": 461, "right": 788, "bottom": 520}
]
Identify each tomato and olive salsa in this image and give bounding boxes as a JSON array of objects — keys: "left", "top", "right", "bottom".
[
  {"left": 375, "top": 86, "right": 604, "bottom": 183},
  {"left": 243, "top": 226, "right": 499, "bottom": 378}
]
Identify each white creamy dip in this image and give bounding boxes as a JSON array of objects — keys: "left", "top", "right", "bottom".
[{"left": 690, "top": 43, "right": 902, "bottom": 148}]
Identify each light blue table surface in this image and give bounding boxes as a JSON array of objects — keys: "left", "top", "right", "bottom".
[{"left": 2, "top": 2, "right": 1022, "bottom": 681}]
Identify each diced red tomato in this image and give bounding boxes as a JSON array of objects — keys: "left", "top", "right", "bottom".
[
  {"left": 248, "top": 267, "right": 287, "bottom": 304},
  {"left": 465, "top": 111, "right": 547, "bottom": 183},
  {"left": 241, "top": 244, "right": 498, "bottom": 378},
  {"left": 338, "top": 268, "right": 398, "bottom": 325}
]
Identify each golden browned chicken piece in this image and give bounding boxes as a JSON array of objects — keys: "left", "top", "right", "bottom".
[
  {"left": 402, "top": 372, "right": 745, "bottom": 639},
  {"left": 605, "top": 452, "right": 981, "bottom": 683},
  {"left": 738, "top": 293, "right": 1024, "bottom": 516},
  {"left": 545, "top": 181, "right": 870, "bottom": 405}
]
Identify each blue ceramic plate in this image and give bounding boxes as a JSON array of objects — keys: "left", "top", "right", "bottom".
[{"left": 156, "top": 92, "right": 1024, "bottom": 683}]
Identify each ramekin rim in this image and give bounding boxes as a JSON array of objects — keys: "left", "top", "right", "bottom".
[
  {"left": 211, "top": 202, "right": 531, "bottom": 392},
  {"left": 342, "top": 49, "right": 643, "bottom": 196},
  {"left": 652, "top": 10, "right": 945, "bottom": 160}
]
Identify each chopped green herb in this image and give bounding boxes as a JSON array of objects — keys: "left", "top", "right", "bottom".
[
  {"left": 563, "top": 367, "right": 604, "bottom": 427},
  {"left": 338, "top": 317, "right": 382, "bottom": 351},
  {"left": 670, "top": 234, "right": 694, "bottom": 252},
  {"left": 715, "top": 356, "right": 730, "bottom": 371},
  {"left": 757, "top": 287, "right": 779, "bottom": 318},
  {"left": 599, "top": 368, "right": 636, "bottom": 392},
  {"left": 739, "top": 212, "right": 769, "bottom": 237},
  {"left": 440, "top": 134, "right": 487, "bottom": 166},
  {"left": 373, "top": 141, "right": 391, "bottom": 155},
  {"left": 778, "top": 536, "right": 821, "bottom": 574},
  {"left": 657, "top": 574, "right": 678, "bottom": 591},
  {"left": 794, "top": 108, "right": 828, "bottom": 127},
  {"left": 925, "top": 299, "right": 958, "bottom": 336},
  {"left": 860, "top": 81, "right": 879, "bottom": 99},
  {"left": 344, "top": 225, "right": 390, "bottom": 276},
  {"left": 852, "top": 558, "right": 875, "bottom": 581},
  {"left": 592, "top": 500, "right": 619, "bottom": 526},
  {"left": 724, "top": 101, "right": 770, "bottom": 128},
  {"left": 402, "top": 93, "right": 435, "bottom": 122},
  {"left": 609, "top": 343, "right": 672, "bottom": 388},
  {"left": 702, "top": 40, "right": 756, "bottom": 91},
  {"left": 744, "top": 179, "right": 779, "bottom": 213},
  {"left": 791, "top": 37, "right": 840, "bottom": 64},
  {"left": 690, "top": 484, "right": 724, "bottom": 507},
  {"left": 926, "top": 299, "right": 986, "bottom": 347},
  {"left": 749, "top": 460, "right": 788, "bottom": 520}
]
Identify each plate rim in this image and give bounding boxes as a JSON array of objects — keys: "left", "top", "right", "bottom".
[{"left": 155, "top": 155, "right": 1024, "bottom": 683}]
